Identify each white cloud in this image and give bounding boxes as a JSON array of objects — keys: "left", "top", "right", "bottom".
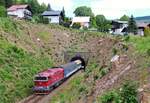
[
  {"left": 38, "top": 0, "right": 150, "bottom": 19},
  {"left": 38, "top": 0, "right": 73, "bottom": 10}
]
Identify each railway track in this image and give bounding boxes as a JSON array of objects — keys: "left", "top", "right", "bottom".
[{"left": 18, "top": 71, "right": 82, "bottom": 103}]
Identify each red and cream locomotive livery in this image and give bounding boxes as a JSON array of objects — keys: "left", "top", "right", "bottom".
[{"left": 33, "top": 56, "right": 86, "bottom": 94}]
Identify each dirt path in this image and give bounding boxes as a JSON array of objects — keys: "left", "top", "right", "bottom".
[
  {"left": 85, "top": 61, "right": 133, "bottom": 103},
  {"left": 18, "top": 71, "right": 82, "bottom": 103}
]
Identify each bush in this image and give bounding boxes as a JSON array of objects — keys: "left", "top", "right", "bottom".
[
  {"left": 0, "top": 6, "right": 7, "bottom": 17},
  {"left": 120, "top": 81, "right": 138, "bottom": 103},
  {"left": 144, "top": 27, "right": 150, "bottom": 37},
  {"left": 99, "top": 81, "right": 138, "bottom": 103},
  {"left": 100, "top": 91, "right": 120, "bottom": 103},
  {"left": 62, "top": 21, "right": 72, "bottom": 28},
  {"left": 72, "top": 23, "right": 81, "bottom": 29},
  {"left": 32, "top": 15, "right": 49, "bottom": 24},
  {"left": 147, "top": 49, "right": 150, "bottom": 56},
  {"left": 112, "top": 48, "right": 117, "bottom": 55},
  {"left": 124, "top": 35, "right": 130, "bottom": 42}
]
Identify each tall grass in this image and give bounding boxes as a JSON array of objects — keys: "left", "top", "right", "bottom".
[
  {"left": 128, "top": 36, "right": 150, "bottom": 54},
  {"left": 0, "top": 38, "right": 53, "bottom": 103}
]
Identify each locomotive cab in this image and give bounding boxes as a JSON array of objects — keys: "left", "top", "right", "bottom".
[{"left": 33, "top": 68, "right": 64, "bottom": 94}]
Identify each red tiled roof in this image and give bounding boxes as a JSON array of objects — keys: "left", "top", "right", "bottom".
[{"left": 7, "top": 5, "right": 28, "bottom": 11}]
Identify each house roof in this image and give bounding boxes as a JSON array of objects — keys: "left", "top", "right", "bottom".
[
  {"left": 7, "top": 5, "right": 29, "bottom": 11},
  {"left": 42, "top": 10, "right": 61, "bottom": 16},
  {"left": 112, "top": 20, "right": 128, "bottom": 24},
  {"left": 72, "top": 17, "right": 90, "bottom": 23}
]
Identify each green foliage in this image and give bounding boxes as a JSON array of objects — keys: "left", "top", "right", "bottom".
[
  {"left": 127, "top": 35, "right": 150, "bottom": 53},
  {"left": 99, "top": 81, "right": 138, "bottom": 103},
  {"left": 0, "top": 38, "right": 53, "bottom": 103},
  {"left": 32, "top": 15, "right": 49, "bottom": 24},
  {"left": 74, "top": 6, "right": 94, "bottom": 17},
  {"left": 100, "top": 91, "right": 120, "bottom": 103},
  {"left": 120, "top": 81, "right": 138, "bottom": 103},
  {"left": 62, "top": 7, "right": 65, "bottom": 21},
  {"left": 72, "top": 23, "right": 81, "bottom": 29},
  {"left": 0, "top": 0, "right": 5, "bottom": 7},
  {"left": 28, "top": 0, "right": 40, "bottom": 14},
  {"left": 96, "top": 15, "right": 112, "bottom": 32},
  {"left": 146, "top": 49, "right": 150, "bottom": 56},
  {"left": 127, "top": 15, "right": 138, "bottom": 34},
  {"left": 120, "top": 15, "right": 129, "bottom": 21},
  {"left": 0, "top": 18, "right": 19, "bottom": 34},
  {"left": 90, "top": 16, "right": 97, "bottom": 28},
  {"left": 0, "top": 6, "right": 7, "bottom": 17},
  {"left": 100, "top": 67, "right": 109, "bottom": 77},
  {"left": 123, "top": 35, "right": 130, "bottom": 42},
  {"left": 112, "top": 48, "right": 117, "bottom": 55},
  {"left": 5, "top": 0, "right": 13, "bottom": 8},
  {"left": 51, "top": 74, "right": 85, "bottom": 103},
  {"left": 144, "top": 27, "right": 150, "bottom": 37}
]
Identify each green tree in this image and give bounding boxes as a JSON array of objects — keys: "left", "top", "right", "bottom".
[
  {"left": 62, "top": 7, "right": 65, "bottom": 21},
  {"left": 127, "top": 15, "right": 138, "bottom": 34},
  {"left": 38, "top": 3, "right": 47, "bottom": 13},
  {"left": 74, "top": 6, "right": 94, "bottom": 17},
  {"left": 120, "top": 15, "right": 129, "bottom": 21},
  {"left": 5, "top": 0, "right": 14, "bottom": 8},
  {"left": 27, "top": 0, "right": 40, "bottom": 14},
  {"left": 90, "top": 16, "right": 97, "bottom": 28},
  {"left": 96, "top": 15, "right": 111, "bottom": 32},
  {"left": 47, "top": 3, "right": 52, "bottom": 11},
  {"left": 0, "top": 0, "right": 5, "bottom": 7},
  {"left": 0, "top": 6, "right": 7, "bottom": 17}
]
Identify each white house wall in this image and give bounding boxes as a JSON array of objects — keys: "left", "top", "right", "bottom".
[
  {"left": 8, "top": 9, "right": 32, "bottom": 19},
  {"left": 44, "top": 16, "right": 60, "bottom": 24}
]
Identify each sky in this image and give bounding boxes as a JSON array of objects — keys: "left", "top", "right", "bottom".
[{"left": 38, "top": 0, "right": 150, "bottom": 19}]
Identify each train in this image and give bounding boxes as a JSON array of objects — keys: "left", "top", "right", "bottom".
[{"left": 33, "top": 55, "right": 86, "bottom": 94}]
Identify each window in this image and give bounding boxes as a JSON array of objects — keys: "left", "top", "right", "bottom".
[{"left": 35, "top": 77, "right": 47, "bottom": 81}]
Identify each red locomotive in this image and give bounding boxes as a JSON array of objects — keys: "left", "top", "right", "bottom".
[{"left": 33, "top": 56, "right": 85, "bottom": 94}]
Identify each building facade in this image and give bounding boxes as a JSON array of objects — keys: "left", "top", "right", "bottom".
[{"left": 7, "top": 5, "right": 32, "bottom": 19}]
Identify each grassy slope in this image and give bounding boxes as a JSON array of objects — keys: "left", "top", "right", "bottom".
[
  {"left": 0, "top": 18, "right": 54, "bottom": 103},
  {"left": 0, "top": 18, "right": 150, "bottom": 103},
  {"left": 0, "top": 18, "right": 102, "bottom": 103}
]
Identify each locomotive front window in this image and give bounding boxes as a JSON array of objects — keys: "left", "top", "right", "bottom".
[{"left": 34, "top": 77, "right": 48, "bottom": 81}]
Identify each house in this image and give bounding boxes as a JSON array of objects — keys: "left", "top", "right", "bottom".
[
  {"left": 7, "top": 5, "right": 32, "bottom": 19},
  {"left": 135, "top": 16, "right": 150, "bottom": 36},
  {"left": 136, "top": 22, "right": 150, "bottom": 36},
  {"left": 111, "top": 20, "right": 128, "bottom": 35},
  {"left": 71, "top": 17, "right": 90, "bottom": 28},
  {"left": 42, "top": 4, "right": 63, "bottom": 24}
]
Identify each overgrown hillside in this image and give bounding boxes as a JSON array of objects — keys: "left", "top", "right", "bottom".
[
  {"left": 0, "top": 18, "right": 150, "bottom": 103},
  {"left": 0, "top": 18, "right": 92, "bottom": 103}
]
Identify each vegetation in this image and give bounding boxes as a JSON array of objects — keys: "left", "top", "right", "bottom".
[
  {"left": 74, "top": 6, "right": 94, "bottom": 17},
  {"left": 0, "top": 18, "right": 54, "bottom": 103},
  {"left": 98, "top": 81, "right": 138, "bottom": 103},
  {"left": 0, "top": 6, "right": 7, "bottom": 17},
  {"left": 96, "top": 15, "right": 112, "bottom": 32},
  {"left": 72, "top": 23, "right": 81, "bottom": 29},
  {"left": 127, "top": 15, "right": 138, "bottom": 34},
  {"left": 144, "top": 27, "right": 150, "bottom": 37},
  {"left": 120, "top": 15, "right": 129, "bottom": 21}
]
